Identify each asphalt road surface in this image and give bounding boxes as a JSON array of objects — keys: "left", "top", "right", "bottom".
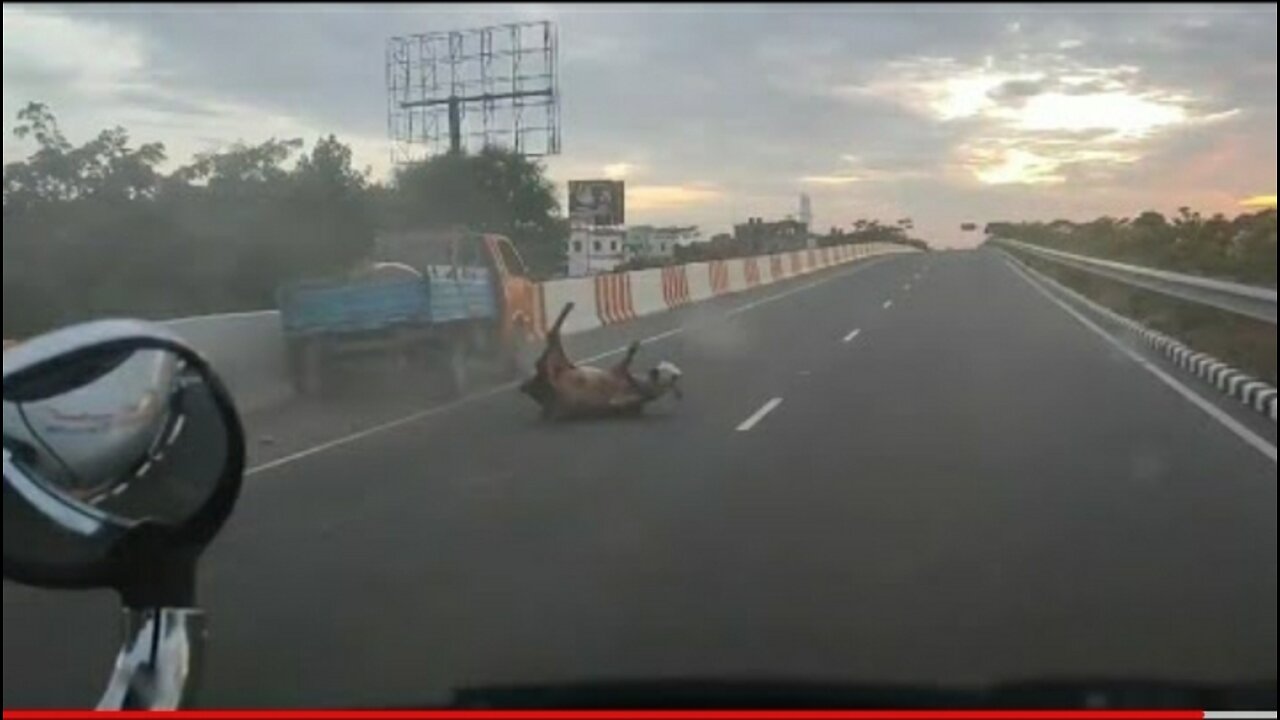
[{"left": 4, "top": 248, "right": 1276, "bottom": 708}]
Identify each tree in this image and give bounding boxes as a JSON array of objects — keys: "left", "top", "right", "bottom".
[
  {"left": 4, "top": 103, "right": 175, "bottom": 334},
  {"left": 3, "top": 104, "right": 382, "bottom": 335},
  {"left": 388, "top": 146, "right": 567, "bottom": 278},
  {"left": 982, "top": 207, "right": 1275, "bottom": 286},
  {"left": 5, "top": 102, "right": 166, "bottom": 208},
  {"left": 287, "top": 135, "right": 375, "bottom": 275}
]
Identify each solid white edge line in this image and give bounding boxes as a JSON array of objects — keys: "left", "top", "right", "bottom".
[
  {"left": 248, "top": 255, "right": 910, "bottom": 476},
  {"left": 245, "top": 380, "right": 520, "bottom": 476},
  {"left": 1003, "top": 256, "right": 1277, "bottom": 464},
  {"left": 842, "top": 328, "right": 861, "bottom": 343},
  {"left": 736, "top": 397, "right": 783, "bottom": 432}
]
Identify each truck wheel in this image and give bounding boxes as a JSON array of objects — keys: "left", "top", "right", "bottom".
[
  {"left": 298, "top": 340, "right": 325, "bottom": 396},
  {"left": 504, "top": 324, "right": 538, "bottom": 379},
  {"left": 448, "top": 338, "right": 470, "bottom": 398},
  {"left": 423, "top": 337, "right": 469, "bottom": 401}
]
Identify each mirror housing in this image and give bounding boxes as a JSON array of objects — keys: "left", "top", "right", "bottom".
[{"left": 3, "top": 319, "right": 245, "bottom": 608}]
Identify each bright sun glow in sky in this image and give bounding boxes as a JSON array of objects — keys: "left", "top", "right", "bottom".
[{"left": 1241, "top": 194, "right": 1278, "bottom": 209}]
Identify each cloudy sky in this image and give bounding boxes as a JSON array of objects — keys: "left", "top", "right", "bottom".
[{"left": 3, "top": 3, "right": 1276, "bottom": 248}]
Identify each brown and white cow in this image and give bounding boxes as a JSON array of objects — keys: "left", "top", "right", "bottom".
[{"left": 519, "top": 302, "right": 682, "bottom": 420}]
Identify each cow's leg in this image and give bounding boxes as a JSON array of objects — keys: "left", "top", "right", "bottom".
[
  {"left": 541, "top": 302, "right": 576, "bottom": 380},
  {"left": 612, "top": 340, "right": 641, "bottom": 375},
  {"left": 522, "top": 303, "right": 576, "bottom": 409}
]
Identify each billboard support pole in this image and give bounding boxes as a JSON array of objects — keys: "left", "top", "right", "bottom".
[{"left": 448, "top": 97, "right": 462, "bottom": 155}]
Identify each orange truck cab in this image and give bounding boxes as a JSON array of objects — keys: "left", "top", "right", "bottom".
[{"left": 478, "top": 233, "right": 542, "bottom": 360}]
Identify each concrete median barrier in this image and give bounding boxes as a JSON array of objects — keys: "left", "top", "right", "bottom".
[
  {"left": 540, "top": 276, "right": 601, "bottom": 335},
  {"left": 686, "top": 262, "right": 714, "bottom": 302},
  {"left": 628, "top": 268, "right": 667, "bottom": 318},
  {"left": 163, "top": 310, "right": 292, "bottom": 413}
]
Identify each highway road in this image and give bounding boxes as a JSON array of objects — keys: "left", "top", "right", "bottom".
[{"left": 4, "top": 248, "right": 1276, "bottom": 708}]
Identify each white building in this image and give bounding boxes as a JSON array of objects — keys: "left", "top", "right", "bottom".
[
  {"left": 567, "top": 224, "right": 628, "bottom": 276},
  {"left": 565, "top": 224, "right": 702, "bottom": 276},
  {"left": 626, "top": 225, "right": 701, "bottom": 260}
]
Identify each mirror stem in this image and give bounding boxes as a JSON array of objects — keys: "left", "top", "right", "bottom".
[{"left": 96, "top": 607, "right": 206, "bottom": 710}]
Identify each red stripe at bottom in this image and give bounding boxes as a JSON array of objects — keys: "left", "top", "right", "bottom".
[{"left": 0, "top": 710, "right": 1205, "bottom": 720}]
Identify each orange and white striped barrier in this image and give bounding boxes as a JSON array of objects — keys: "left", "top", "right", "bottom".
[
  {"left": 536, "top": 242, "right": 917, "bottom": 337},
  {"left": 743, "top": 257, "right": 762, "bottom": 288},
  {"left": 769, "top": 254, "right": 786, "bottom": 283},
  {"left": 709, "top": 260, "right": 731, "bottom": 296},
  {"left": 594, "top": 272, "right": 637, "bottom": 325},
  {"left": 661, "top": 266, "right": 691, "bottom": 308},
  {"left": 726, "top": 258, "right": 748, "bottom": 292}
]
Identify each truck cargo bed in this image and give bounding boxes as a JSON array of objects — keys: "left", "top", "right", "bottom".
[{"left": 278, "top": 268, "right": 497, "bottom": 337}]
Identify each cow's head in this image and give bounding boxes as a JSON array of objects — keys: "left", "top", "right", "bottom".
[{"left": 646, "top": 360, "right": 683, "bottom": 400}]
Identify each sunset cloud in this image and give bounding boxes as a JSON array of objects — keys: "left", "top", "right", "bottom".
[
  {"left": 801, "top": 175, "right": 862, "bottom": 186},
  {"left": 835, "top": 51, "right": 1246, "bottom": 191},
  {"left": 626, "top": 184, "right": 723, "bottom": 211},
  {"left": 603, "top": 162, "right": 637, "bottom": 180},
  {"left": 1240, "top": 194, "right": 1278, "bottom": 209}
]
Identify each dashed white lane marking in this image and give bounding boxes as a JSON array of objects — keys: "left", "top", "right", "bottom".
[
  {"left": 903, "top": 283, "right": 911, "bottom": 291},
  {"left": 883, "top": 300, "right": 893, "bottom": 309},
  {"left": 736, "top": 397, "right": 783, "bottom": 432},
  {"left": 842, "top": 328, "right": 861, "bottom": 343},
  {"left": 726, "top": 255, "right": 893, "bottom": 318},
  {"left": 1004, "top": 257, "right": 1276, "bottom": 464}
]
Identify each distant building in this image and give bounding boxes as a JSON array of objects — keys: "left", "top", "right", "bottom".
[
  {"left": 567, "top": 224, "right": 628, "bottom": 276},
  {"left": 564, "top": 224, "right": 705, "bottom": 275},
  {"left": 733, "top": 216, "right": 809, "bottom": 254},
  {"left": 627, "top": 225, "right": 701, "bottom": 259},
  {"left": 799, "top": 193, "right": 813, "bottom": 228}
]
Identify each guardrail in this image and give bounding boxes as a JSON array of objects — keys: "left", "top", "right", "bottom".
[{"left": 989, "top": 237, "right": 1278, "bottom": 324}]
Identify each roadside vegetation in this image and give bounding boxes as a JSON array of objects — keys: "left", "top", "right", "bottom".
[
  {"left": 989, "top": 211, "right": 1278, "bottom": 385},
  {"left": 985, "top": 209, "right": 1277, "bottom": 287},
  {"left": 3, "top": 103, "right": 567, "bottom": 337}
]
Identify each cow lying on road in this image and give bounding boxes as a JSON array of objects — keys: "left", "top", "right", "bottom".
[{"left": 519, "top": 302, "right": 683, "bottom": 420}]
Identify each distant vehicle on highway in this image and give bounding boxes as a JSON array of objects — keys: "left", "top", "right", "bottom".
[{"left": 277, "top": 230, "right": 540, "bottom": 397}]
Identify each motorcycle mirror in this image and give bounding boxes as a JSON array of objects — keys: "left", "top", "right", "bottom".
[{"left": 3, "top": 320, "right": 245, "bottom": 607}]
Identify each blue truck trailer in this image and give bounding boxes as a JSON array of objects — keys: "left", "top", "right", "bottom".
[{"left": 276, "top": 231, "right": 541, "bottom": 398}]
